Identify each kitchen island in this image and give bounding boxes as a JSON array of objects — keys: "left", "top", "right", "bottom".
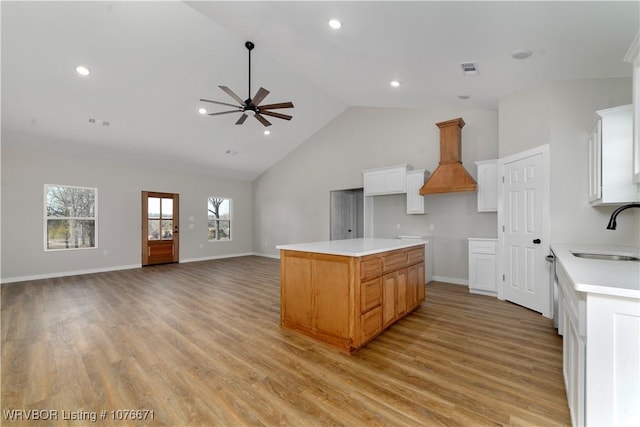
[{"left": 276, "top": 238, "right": 426, "bottom": 353}]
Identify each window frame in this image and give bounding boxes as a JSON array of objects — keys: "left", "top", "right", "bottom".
[
  {"left": 44, "top": 184, "right": 98, "bottom": 252},
  {"left": 207, "top": 196, "right": 232, "bottom": 242}
]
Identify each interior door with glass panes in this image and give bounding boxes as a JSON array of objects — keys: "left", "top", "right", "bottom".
[{"left": 142, "top": 191, "right": 179, "bottom": 265}]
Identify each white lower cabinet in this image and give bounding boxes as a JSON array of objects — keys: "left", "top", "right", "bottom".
[
  {"left": 557, "top": 259, "right": 640, "bottom": 426},
  {"left": 468, "top": 238, "right": 497, "bottom": 296}
]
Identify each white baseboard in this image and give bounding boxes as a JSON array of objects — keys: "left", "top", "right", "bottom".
[
  {"left": 1, "top": 253, "right": 279, "bottom": 285},
  {"left": 430, "top": 275, "right": 468, "bottom": 286},
  {"left": 469, "top": 289, "right": 498, "bottom": 297},
  {"left": 180, "top": 252, "right": 256, "bottom": 263},
  {"left": 1, "top": 264, "right": 141, "bottom": 284},
  {"left": 251, "top": 252, "right": 280, "bottom": 260}
]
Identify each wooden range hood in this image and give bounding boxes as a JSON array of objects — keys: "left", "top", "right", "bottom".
[{"left": 419, "top": 118, "right": 478, "bottom": 194}]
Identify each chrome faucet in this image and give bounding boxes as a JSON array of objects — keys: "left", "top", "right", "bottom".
[{"left": 606, "top": 203, "right": 640, "bottom": 230}]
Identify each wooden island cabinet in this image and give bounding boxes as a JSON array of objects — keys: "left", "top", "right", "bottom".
[{"left": 277, "top": 239, "right": 426, "bottom": 354}]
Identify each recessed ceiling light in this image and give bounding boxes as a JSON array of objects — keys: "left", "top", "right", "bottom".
[
  {"left": 511, "top": 50, "right": 533, "bottom": 60},
  {"left": 328, "top": 19, "right": 342, "bottom": 29},
  {"left": 458, "top": 95, "right": 470, "bottom": 100},
  {"left": 390, "top": 81, "right": 401, "bottom": 87},
  {"left": 75, "top": 65, "right": 90, "bottom": 76},
  {"left": 198, "top": 108, "right": 207, "bottom": 115},
  {"left": 264, "top": 130, "right": 271, "bottom": 135}
]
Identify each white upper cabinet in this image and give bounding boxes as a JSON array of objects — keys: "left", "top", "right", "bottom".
[
  {"left": 475, "top": 159, "right": 498, "bottom": 212},
  {"left": 624, "top": 31, "right": 640, "bottom": 185},
  {"left": 588, "top": 105, "right": 640, "bottom": 205},
  {"left": 363, "top": 164, "right": 409, "bottom": 196},
  {"left": 406, "top": 169, "right": 428, "bottom": 214}
]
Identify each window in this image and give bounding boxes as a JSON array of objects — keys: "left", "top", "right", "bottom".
[
  {"left": 208, "top": 197, "right": 231, "bottom": 241},
  {"left": 44, "top": 184, "right": 97, "bottom": 250},
  {"left": 147, "top": 196, "right": 174, "bottom": 241}
]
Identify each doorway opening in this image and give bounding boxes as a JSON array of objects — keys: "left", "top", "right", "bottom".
[{"left": 330, "top": 188, "right": 364, "bottom": 240}]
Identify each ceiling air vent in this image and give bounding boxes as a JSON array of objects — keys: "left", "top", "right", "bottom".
[{"left": 460, "top": 62, "right": 478, "bottom": 75}]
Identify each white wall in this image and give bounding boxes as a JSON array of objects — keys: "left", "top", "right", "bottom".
[
  {"left": 253, "top": 107, "right": 499, "bottom": 282},
  {"left": 1, "top": 130, "right": 253, "bottom": 282},
  {"left": 499, "top": 77, "right": 639, "bottom": 247}
]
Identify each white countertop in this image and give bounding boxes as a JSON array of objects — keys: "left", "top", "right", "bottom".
[
  {"left": 551, "top": 244, "right": 640, "bottom": 299},
  {"left": 276, "top": 238, "right": 425, "bottom": 257}
]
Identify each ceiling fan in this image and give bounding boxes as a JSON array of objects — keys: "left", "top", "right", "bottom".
[{"left": 200, "top": 41, "right": 294, "bottom": 127}]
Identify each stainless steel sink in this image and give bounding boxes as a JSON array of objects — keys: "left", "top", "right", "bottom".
[{"left": 571, "top": 252, "right": 640, "bottom": 261}]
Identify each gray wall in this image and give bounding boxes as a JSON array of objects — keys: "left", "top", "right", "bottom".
[
  {"left": 3, "top": 77, "right": 636, "bottom": 283},
  {"left": 499, "top": 77, "right": 639, "bottom": 247},
  {"left": 253, "top": 107, "right": 499, "bottom": 282},
  {"left": 1, "top": 130, "right": 254, "bottom": 282}
]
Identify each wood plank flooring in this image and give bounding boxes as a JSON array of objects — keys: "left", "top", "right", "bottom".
[{"left": 1, "top": 256, "right": 570, "bottom": 426}]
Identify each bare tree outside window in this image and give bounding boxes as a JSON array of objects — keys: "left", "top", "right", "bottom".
[
  {"left": 45, "top": 185, "right": 97, "bottom": 250},
  {"left": 208, "top": 197, "right": 231, "bottom": 241}
]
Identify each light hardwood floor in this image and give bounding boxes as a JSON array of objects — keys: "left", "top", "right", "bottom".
[{"left": 1, "top": 256, "right": 570, "bottom": 426}]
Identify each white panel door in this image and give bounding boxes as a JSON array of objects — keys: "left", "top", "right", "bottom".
[
  {"left": 330, "top": 191, "right": 355, "bottom": 240},
  {"left": 502, "top": 150, "right": 549, "bottom": 314}
]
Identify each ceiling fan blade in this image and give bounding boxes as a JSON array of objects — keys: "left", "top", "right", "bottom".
[
  {"left": 259, "top": 110, "right": 292, "bottom": 121},
  {"left": 258, "top": 102, "right": 294, "bottom": 110},
  {"left": 254, "top": 113, "right": 272, "bottom": 127},
  {"left": 208, "top": 110, "right": 242, "bottom": 116},
  {"left": 200, "top": 98, "right": 242, "bottom": 108},
  {"left": 235, "top": 114, "right": 248, "bottom": 125},
  {"left": 252, "top": 87, "right": 270, "bottom": 106},
  {"left": 219, "top": 85, "right": 245, "bottom": 105}
]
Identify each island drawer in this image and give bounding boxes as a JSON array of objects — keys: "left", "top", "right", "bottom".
[
  {"left": 360, "top": 278, "right": 382, "bottom": 312},
  {"left": 360, "top": 306, "right": 382, "bottom": 343},
  {"left": 407, "top": 246, "right": 425, "bottom": 264},
  {"left": 383, "top": 251, "right": 408, "bottom": 272},
  {"left": 360, "top": 257, "right": 382, "bottom": 281}
]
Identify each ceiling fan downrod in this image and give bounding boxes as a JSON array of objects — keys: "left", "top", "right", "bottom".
[{"left": 245, "top": 41, "right": 254, "bottom": 105}]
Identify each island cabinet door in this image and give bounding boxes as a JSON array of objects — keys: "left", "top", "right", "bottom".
[
  {"left": 383, "top": 273, "right": 398, "bottom": 328},
  {"left": 417, "top": 263, "right": 426, "bottom": 302},
  {"left": 406, "top": 264, "right": 419, "bottom": 310},
  {"left": 396, "top": 269, "right": 408, "bottom": 317}
]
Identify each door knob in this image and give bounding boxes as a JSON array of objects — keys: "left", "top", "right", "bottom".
[{"left": 533, "top": 238, "right": 541, "bottom": 244}]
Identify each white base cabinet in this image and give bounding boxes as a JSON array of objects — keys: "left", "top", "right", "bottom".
[
  {"left": 468, "top": 238, "right": 497, "bottom": 296},
  {"left": 585, "top": 293, "right": 640, "bottom": 426},
  {"left": 557, "top": 259, "right": 586, "bottom": 427},
  {"left": 557, "top": 259, "right": 640, "bottom": 426}
]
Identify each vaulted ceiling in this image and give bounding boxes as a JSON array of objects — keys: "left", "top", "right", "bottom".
[{"left": 2, "top": 1, "right": 638, "bottom": 180}]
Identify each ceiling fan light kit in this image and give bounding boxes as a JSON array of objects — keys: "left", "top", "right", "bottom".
[{"left": 200, "top": 41, "right": 294, "bottom": 127}]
